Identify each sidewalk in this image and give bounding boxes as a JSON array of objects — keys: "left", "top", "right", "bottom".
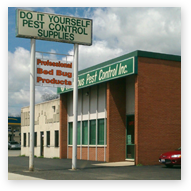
[{"left": 8, "top": 172, "right": 44, "bottom": 180}]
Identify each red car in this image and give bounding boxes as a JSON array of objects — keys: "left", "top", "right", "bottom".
[{"left": 159, "top": 147, "right": 181, "bottom": 167}]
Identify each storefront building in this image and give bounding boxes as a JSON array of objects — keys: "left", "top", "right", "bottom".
[
  {"left": 21, "top": 50, "right": 181, "bottom": 165},
  {"left": 21, "top": 99, "right": 60, "bottom": 158}
]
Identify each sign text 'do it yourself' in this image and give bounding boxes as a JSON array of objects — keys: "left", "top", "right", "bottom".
[{"left": 16, "top": 9, "right": 92, "bottom": 45}]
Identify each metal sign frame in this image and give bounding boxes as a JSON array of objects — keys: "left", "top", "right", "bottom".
[{"left": 16, "top": 8, "right": 92, "bottom": 171}]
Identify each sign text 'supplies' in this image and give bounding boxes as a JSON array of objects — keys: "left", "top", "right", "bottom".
[{"left": 16, "top": 9, "right": 92, "bottom": 45}]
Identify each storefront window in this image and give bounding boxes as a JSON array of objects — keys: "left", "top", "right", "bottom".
[
  {"left": 126, "top": 115, "right": 135, "bottom": 159},
  {"left": 68, "top": 119, "right": 106, "bottom": 146},
  {"left": 98, "top": 119, "right": 104, "bottom": 145},
  {"left": 82, "top": 121, "right": 88, "bottom": 145},
  {"left": 77, "top": 122, "right": 81, "bottom": 145},
  {"left": 89, "top": 120, "right": 96, "bottom": 145},
  {"left": 68, "top": 122, "right": 73, "bottom": 145}
]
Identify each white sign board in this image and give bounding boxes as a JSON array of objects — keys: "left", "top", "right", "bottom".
[
  {"left": 16, "top": 9, "right": 92, "bottom": 45},
  {"left": 35, "top": 58, "right": 73, "bottom": 88}
]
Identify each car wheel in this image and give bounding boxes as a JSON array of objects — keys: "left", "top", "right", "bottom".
[{"left": 165, "top": 164, "right": 173, "bottom": 168}]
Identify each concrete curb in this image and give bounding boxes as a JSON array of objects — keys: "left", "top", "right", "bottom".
[
  {"left": 8, "top": 173, "right": 44, "bottom": 180},
  {"left": 92, "top": 161, "right": 135, "bottom": 167}
]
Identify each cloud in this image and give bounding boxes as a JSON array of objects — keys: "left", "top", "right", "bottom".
[
  {"left": 8, "top": 47, "right": 58, "bottom": 116},
  {"left": 61, "top": 7, "right": 180, "bottom": 75},
  {"left": 91, "top": 7, "right": 181, "bottom": 55},
  {"left": 78, "top": 40, "right": 123, "bottom": 70},
  {"left": 41, "top": 7, "right": 55, "bottom": 14},
  {"left": 65, "top": 7, "right": 180, "bottom": 71}
]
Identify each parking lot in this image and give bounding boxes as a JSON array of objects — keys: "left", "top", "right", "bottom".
[
  {"left": 8, "top": 150, "right": 181, "bottom": 180},
  {"left": 8, "top": 149, "right": 21, "bottom": 157}
]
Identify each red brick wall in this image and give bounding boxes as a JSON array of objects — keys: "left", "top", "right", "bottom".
[
  {"left": 106, "top": 78, "right": 126, "bottom": 162},
  {"left": 59, "top": 94, "right": 67, "bottom": 158},
  {"left": 68, "top": 146, "right": 72, "bottom": 159},
  {"left": 89, "top": 147, "right": 96, "bottom": 161},
  {"left": 67, "top": 146, "right": 105, "bottom": 161},
  {"left": 97, "top": 147, "right": 105, "bottom": 161},
  {"left": 135, "top": 57, "right": 181, "bottom": 165},
  {"left": 81, "top": 147, "right": 88, "bottom": 160}
]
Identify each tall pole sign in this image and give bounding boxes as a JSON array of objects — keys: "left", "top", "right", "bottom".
[
  {"left": 72, "top": 44, "right": 78, "bottom": 169},
  {"left": 29, "top": 39, "right": 35, "bottom": 171},
  {"left": 16, "top": 9, "right": 92, "bottom": 171}
]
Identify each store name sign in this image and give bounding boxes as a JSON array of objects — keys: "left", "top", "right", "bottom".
[
  {"left": 16, "top": 9, "right": 92, "bottom": 45},
  {"left": 36, "top": 58, "right": 73, "bottom": 88},
  {"left": 57, "top": 57, "right": 135, "bottom": 94}
]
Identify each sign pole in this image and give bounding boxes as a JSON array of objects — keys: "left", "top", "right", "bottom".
[
  {"left": 29, "top": 38, "right": 36, "bottom": 171},
  {"left": 72, "top": 43, "right": 78, "bottom": 170}
]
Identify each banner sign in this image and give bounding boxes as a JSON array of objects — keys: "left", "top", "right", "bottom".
[
  {"left": 35, "top": 58, "right": 73, "bottom": 88},
  {"left": 16, "top": 9, "right": 92, "bottom": 45},
  {"left": 8, "top": 117, "right": 21, "bottom": 126},
  {"left": 57, "top": 56, "right": 135, "bottom": 94}
]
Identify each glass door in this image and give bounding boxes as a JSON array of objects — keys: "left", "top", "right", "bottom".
[{"left": 126, "top": 115, "right": 135, "bottom": 159}]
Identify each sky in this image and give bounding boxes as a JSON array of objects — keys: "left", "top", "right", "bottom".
[{"left": 7, "top": 6, "right": 182, "bottom": 116}]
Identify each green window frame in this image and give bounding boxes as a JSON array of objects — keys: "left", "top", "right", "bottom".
[
  {"left": 77, "top": 121, "right": 81, "bottom": 145},
  {"left": 68, "top": 122, "right": 73, "bottom": 145},
  {"left": 98, "top": 119, "right": 104, "bottom": 145},
  {"left": 82, "top": 121, "right": 88, "bottom": 145},
  {"left": 89, "top": 120, "right": 96, "bottom": 145}
]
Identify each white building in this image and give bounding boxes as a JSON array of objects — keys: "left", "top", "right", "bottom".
[{"left": 21, "top": 99, "right": 60, "bottom": 158}]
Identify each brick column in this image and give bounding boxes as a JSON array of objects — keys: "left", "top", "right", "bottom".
[
  {"left": 106, "top": 77, "right": 126, "bottom": 162},
  {"left": 59, "top": 93, "right": 67, "bottom": 158},
  {"left": 135, "top": 57, "right": 181, "bottom": 165}
]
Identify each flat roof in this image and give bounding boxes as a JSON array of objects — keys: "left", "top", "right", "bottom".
[{"left": 79, "top": 50, "right": 181, "bottom": 75}]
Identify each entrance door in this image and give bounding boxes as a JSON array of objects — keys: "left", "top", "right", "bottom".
[
  {"left": 40, "top": 132, "right": 44, "bottom": 156},
  {"left": 126, "top": 115, "right": 135, "bottom": 159}
]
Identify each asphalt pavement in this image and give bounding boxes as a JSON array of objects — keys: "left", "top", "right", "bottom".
[{"left": 8, "top": 156, "right": 181, "bottom": 180}]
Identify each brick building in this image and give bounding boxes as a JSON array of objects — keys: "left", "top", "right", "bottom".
[
  {"left": 58, "top": 50, "right": 181, "bottom": 165},
  {"left": 21, "top": 50, "right": 181, "bottom": 165}
]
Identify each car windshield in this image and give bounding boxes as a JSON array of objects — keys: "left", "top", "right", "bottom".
[
  {"left": 10, "top": 142, "right": 19, "bottom": 144},
  {"left": 176, "top": 147, "right": 181, "bottom": 151}
]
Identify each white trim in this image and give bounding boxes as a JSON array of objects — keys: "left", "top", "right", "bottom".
[{"left": 69, "top": 145, "right": 107, "bottom": 147}]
